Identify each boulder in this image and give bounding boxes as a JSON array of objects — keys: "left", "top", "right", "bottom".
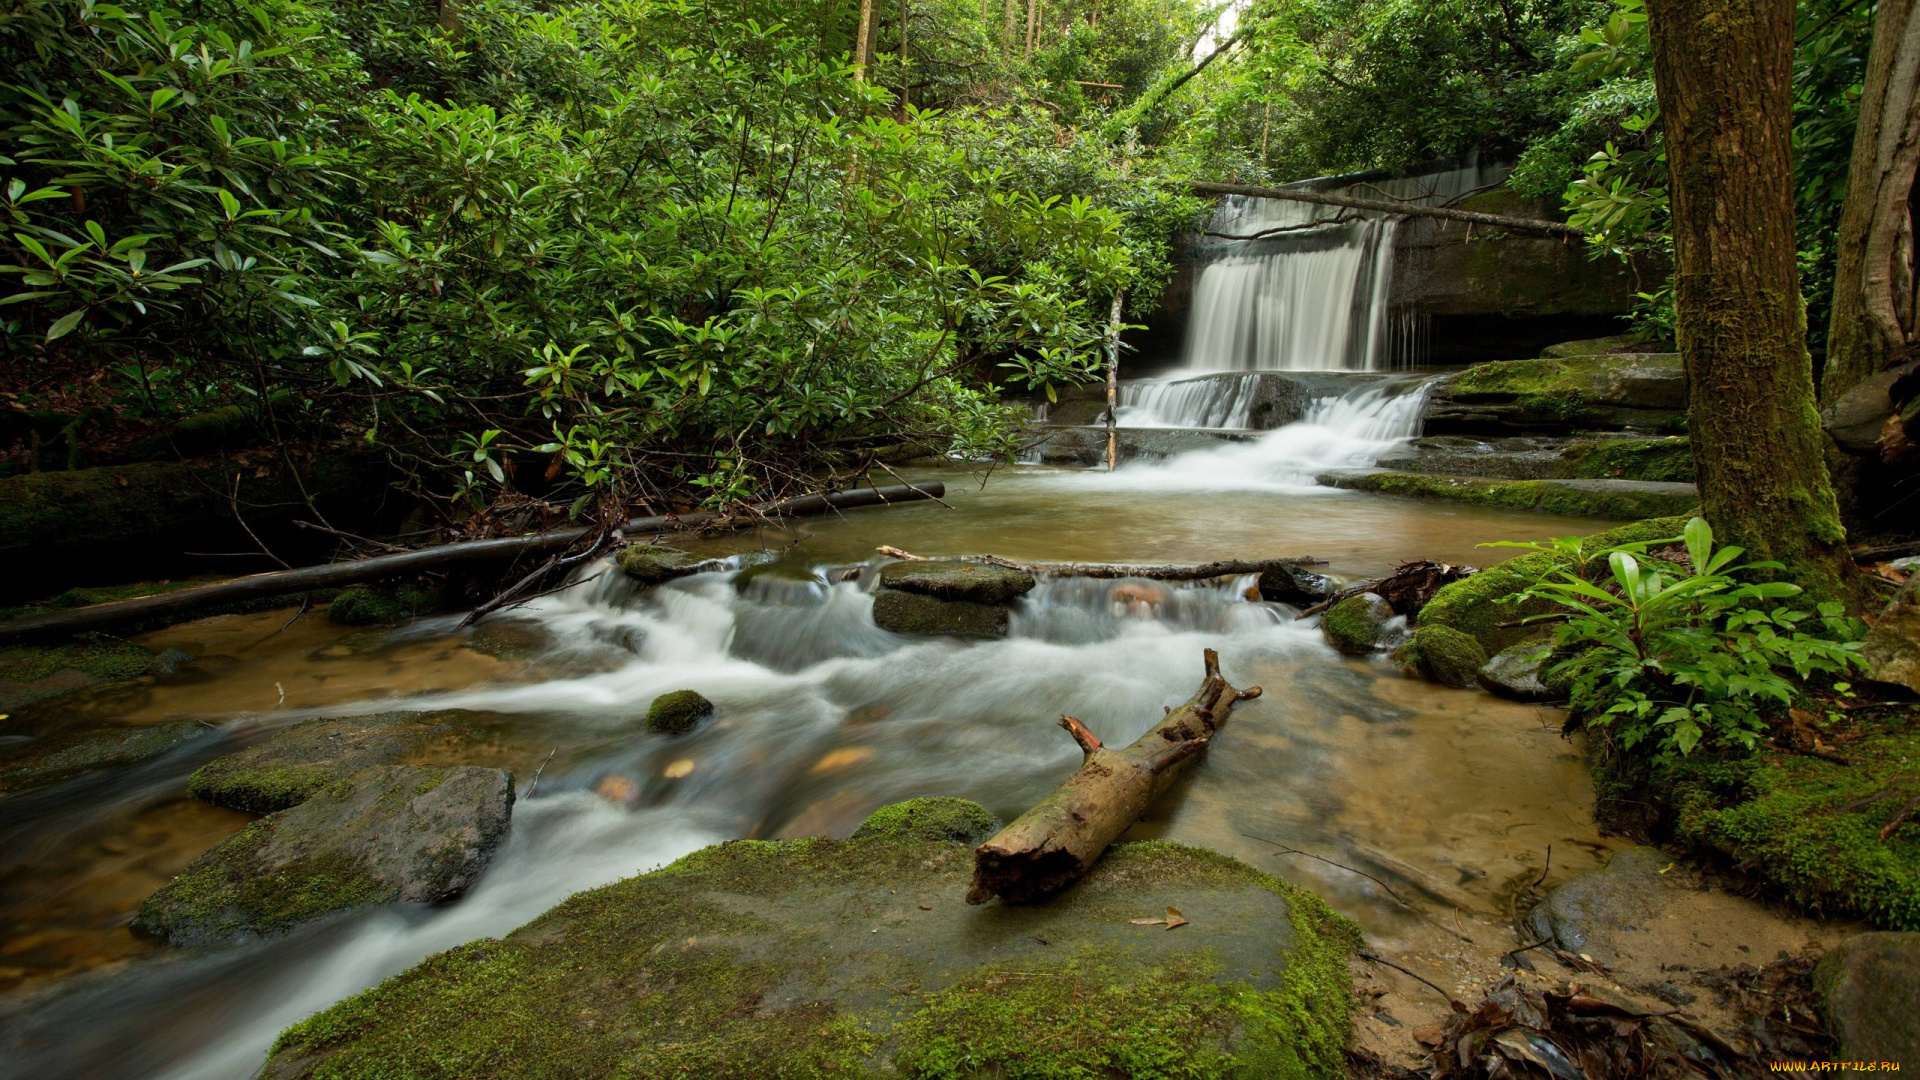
[
  {"left": 1814, "top": 932, "right": 1920, "bottom": 1065},
  {"left": 850, "top": 796, "right": 998, "bottom": 844},
  {"left": 1316, "top": 470, "right": 1700, "bottom": 521},
  {"left": 1824, "top": 361, "right": 1920, "bottom": 455},
  {"left": 327, "top": 582, "right": 444, "bottom": 626},
  {"left": 871, "top": 588, "right": 1010, "bottom": 638},
  {"left": 134, "top": 764, "right": 514, "bottom": 946},
  {"left": 1477, "top": 641, "right": 1555, "bottom": 701},
  {"left": 1392, "top": 625, "right": 1487, "bottom": 688},
  {"left": 877, "top": 560, "right": 1035, "bottom": 603},
  {"left": 1423, "top": 353, "right": 1689, "bottom": 438},
  {"left": 1526, "top": 847, "right": 1676, "bottom": 965},
  {"left": 188, "top": 711, "right": 472, "bottom": 813},
  {"left": 1863, "top": 577, "right": 1920, "bottom": 694},
  {"left": 0, "top": 636, "right": 161, "bottom": 713},
  {"left": 645, "top": 690, "right": 714, "bottom": 735},
  {"left": 615, "top": 544, "right": 701, "bottom": 585},
  {"left": 1258, "top": 561, "right": 1336, "bottom": 606},
  {"left": 0, "top": 720, "right": 206, "bottom": 794},
  {"left": 1321, "top": 593, "right": 1392, "bottom": 655},
  {"left": 260, "top": 834, "right": 1359, "bottom": 1080}
]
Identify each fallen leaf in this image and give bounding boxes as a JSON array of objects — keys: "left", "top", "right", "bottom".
[
  {"left": 662, "top": 759, "right": 695, "bottom": 779},
  {"left": 808, "top": 747, "right": 875, "bottom": 774},
  {"left": 1129, "top": 917, "right": 1165, "bottom": 926},
  {"left": 1412, "top": 1022, "right": 1446, "bottom": 1046},
  {"left": 594, "top": 775, "right": 639, "bottom": 803},
  {"left": 918, "top": 905, "right": 932, "bottom": 911},
  {"left": 1163, "top": 906, "right": 1189, "bottom": 930}
]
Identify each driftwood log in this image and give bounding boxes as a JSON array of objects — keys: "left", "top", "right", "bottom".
[
  {"left": 966, "top": 648, "right": 1261, "bottom": 905},
  {"left": 0, "top": 483, "right": 944, "bottom": 645},
  {"left": 875, "top": 546, "right": 1325, "bottom": 581}
]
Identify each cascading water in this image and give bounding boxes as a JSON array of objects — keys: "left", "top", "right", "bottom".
[{"left": 1115, "top": 372, "right": 1264, "bottom": 429}]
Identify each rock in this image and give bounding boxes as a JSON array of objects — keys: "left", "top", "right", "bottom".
[
  {"left": 871, "top": 588, "right": 1010, "bottom": 638},
  {"left": 850, "top": 796, "right": 998, "bottom": 844},
  {"left": 134, "top": 764, "right": 514, "bottom": 946},
  {"left": 1526, "top": 847, "right": 1677, "bottom": 965},
  {"left": 1476, "top": 641, "right": 1555, "bottom": 700},
  {"left": 188, "top": 711, "right": 470, "bottom": 813},
  {"left": 877, "top": 560, "right": 1035, "bottom": 603},
  {"left": 614, "top": 544, "right": 700, "bottom": 585},
  {"left": 1423, "top": 353, "right": 1689, "bottom": 438},
  {"left": 1540, "top": 334, "right": 1666, "bottom": 358},
  {"left": 0, "top": 636, "right": 158, "bottom": 713},
  {"left": 260, "top": 836, "right": 1359, "bottom": 1080},
  {"left": 1258, "top": 561, "right": 1335, "bottom": 605},
  {"left": 1321, "top": 593, "right": 1392, "bottom": 655},
  {"left": 327, "top": 582, "right": 444, "bottom": 626},
  {"left": 645, "top": 690, "right": 714, "bottom": 735},
  {"left": 465, "top": 619, "right": 552, "bottom": 660},
  {"left": 1863, "top": 577, "right": 1920, "bottom": 694},
  {"left": 1315, "top": 469, "right": 1700, "bottom": 521},
  {"left": 0, "top": 720, "right": 206, "bottom": 794},
  {"left": 1824, "top": 361, "right": 1920, "bottom": 455},
  {"left": 1392, "top": 625, "right": 1487, "bottom": 688},
  {"left": 1814, "top": 932, "right": 1920, "bottom": 1064}
]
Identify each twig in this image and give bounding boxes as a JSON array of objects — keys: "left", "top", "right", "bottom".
[
  {"left": 525, "top": 747, "right": 558, "bottom": 798},
  {"left": 1357, "top": 950, "right": 1460, "bottom": 1006},
  {"left": 1240, "top": 832, "right": 1411, "bottom": 906},
  {"left": 1881, "top": 793, "right": 1920, "bottom": 842},
  {"left": 277, "top": 593, "right": 311, "bottom": 634},
  {"left": 294, "top": 519, "right": 407, "bottom": 554},
  {"left": 1531, "top": 843, "right": 1553, "bottom": 890},
  {"left": 230, "top": 474, "right": 291, "bottom": 570},
  {"left": 460, "top": 530, "right": 613, "bottom": 629}
]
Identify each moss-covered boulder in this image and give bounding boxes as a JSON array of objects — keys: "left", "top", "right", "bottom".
[
  {"left": 615, "top": 544, "right": 701, "bottom": 585},
  {"left": 188, "top": 711, "right": 474, "bottom": 813},
  {"left": 1477, "top": 641, "right": 1555, "bottom": 701},
  {"left": 1814, "top": 932, "right": 1920, "bottom": 1065},
  {"left": 0, "top": 720, "right": 206, "bottom": 794},
  {"left": 261, "top": 836, "right": 1359, "bottom": 1080},
  {"left": 850, "top": 796, "right": 998, "bottom": 844},
  {"left": 327, "top": 582, "right": 444, "bottom": 626},
  {"left": 0, "top": 635, "right": 160, "bottom": 713},
  {"left": 1554, "top": 436, "right": 1694, "bottom": 483},
  {"left": 644, "top": 690, "right": 714, "bottom": 735},
  {"left": 135, "top": 764, "right": 514, "bottom": 946},
  {"left": 1392, "top": 625, "right": 1488, "bottom": 688},
  {"left": 878, "top": 560, "right": 1036, "bottom": 603},
  {"left": 1316, "top": 470, "right": 1699, "bottom": 521},
  {"left": 1424, "top": 352, "right": 1688, "bottom": 437},
  {"left": 1418, "top": 516, "right": 1690, "bottom": 653},
  {"left": 871, "top": 588, "right": 1010, "bottom": 638},
  {"left": 1321, "top": 593, "right": 1390, "bottom": 655}
]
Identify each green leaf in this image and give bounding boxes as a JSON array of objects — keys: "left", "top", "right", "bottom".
[{"left": 45, "top": 307, "right": 85, "bottom": 340}]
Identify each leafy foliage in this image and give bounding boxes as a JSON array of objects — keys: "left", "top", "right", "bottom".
[{"left": 1491, "top": 517, "right": 1867, "bottom": 760}]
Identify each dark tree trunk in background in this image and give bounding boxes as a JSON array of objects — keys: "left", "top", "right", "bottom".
[
  {"left": 1823, "top": 0, "right": 1920, "bottom": 403},
  {"left": 1645, "top": 0, "right": 1852, "bottom": 595}
]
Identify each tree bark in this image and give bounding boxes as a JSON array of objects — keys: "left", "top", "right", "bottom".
[
  {"left": 1823, "top": 0, "right": 1920, "bottom": 403},
  {"left": 1025, "top": 0, "right": 1038, "bottom": 58},
  {"left": 1645, "top": 0, "right": 1852, "bottom": 594},
  {"left": 966, "top": 648, "right": 1260, "bottom": 904},
  {"left": 0, "top": 484, "right": 945, "bottom": 645},
  {"left": 1104, "top": 289, "right": 1125, "bottom": 471},
  {"left": 854, "top": 0, "right": 874, "bottom": 80}
]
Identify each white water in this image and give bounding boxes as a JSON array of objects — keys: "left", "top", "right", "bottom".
[{"left": 1115, "top": 372, "right": 1264, "bottom": 429}]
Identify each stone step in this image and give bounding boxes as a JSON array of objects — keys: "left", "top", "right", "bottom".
[
  {"left": 1022, "top": 425, "right": 1253, "bottom": 466},
  {"left": 1316, "top": 468, "right": 1700, "bottom": 520}
]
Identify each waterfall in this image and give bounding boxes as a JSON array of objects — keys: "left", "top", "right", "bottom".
[
  {"left": 1181, "top": 159, "right": 1508, "bottom": 373},
  {"left": 1116, "top": 372, "right": 1264, "bottom": 429}
]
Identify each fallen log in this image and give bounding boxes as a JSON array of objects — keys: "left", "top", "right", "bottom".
[
  {"left": 874, "top": 546, "right": 1326, "bottom": 580},
  {"left": 966, "top": 648, "right": 1261, "bottom": 905},
  {"left": 0, "top": 483, "right": 944, "bottom": 645},
  {"left": 1188, "top": 180, "right": 1586, "bottom": 240}
]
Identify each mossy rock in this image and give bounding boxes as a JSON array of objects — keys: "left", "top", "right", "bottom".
[
  {"left": 1321, "top": 593, "right": 1389, "bottom": 655},
  {"left": 1392, "top": 625, "right": 1488, "bottom": 688},
  {"left": 0, "top": 720, "right": 205, "bottom": 794},
  {"left": 1814, "top": 932, "right": 1920, "bottom": 1064},
  {"left": 327, "top": 583, "right": 444, "bottom": 626},
  {"left": 1320, "top": 471, "right": 1699, "bottom": 521},
  {"left": 1553, "top": 437, "right": 1695, "bottom": 483},
  {"left": 1424, "top": 353, "right": 1689, "bottom": 436},
  {"left": 850, "top": 796, "right": 998, "bottom": 844},
  {"left": 262, "top": 837, "right": 1360, "bottom": 1080},
  {"left": 644, "top": 690, "right": 714, "bottom": 736},
  {"left": 0, "top": 635, "right": 159, "bottom": 713},
  {"left": 871, "top": 588, "right": 1010, "bottom": 638},
  {"left": 1477, "top": 641, "right": 1555, "bottom": 701},
  {"left": 189, "top": 712, "right": 470, "bottom": 813},
  {"left": 615, "top": 545, "right": 700, "bottom": 585},
  {"left": 136, "top": 764, "right": 514, "bottom": 946},
  {"left": 878, "top": 560, "right": 1035, "bottom": 603},
  {"left": 1540, "top": 334, "right": 1663, "bottom": 358},
  {"left": 1417, "top": 516, "right": 1691, "bottom": 653}
]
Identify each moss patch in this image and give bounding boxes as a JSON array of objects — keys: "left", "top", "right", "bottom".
[
  {"left": 327, "top": 583, "right": 444, "bottom": 626},
  {"left": 871, "top": 588, "right": 1010, "bottom": 638},
  {"left": 132, "top": 819, "right": 389, "bottom": 945},
  {"left": 851, "top": 797, "right": 998, "bottom": 844},
  {"left": 1321, "top": 594, "right": 1386, "bottom": 655},
  {"left": 615, "top": 545, "right": 699, "bottom": 585},
  {"left": 0, "top": 720, "right": 204, "bottom": 793},
  {"left": 1393, "top": 625, "right": 1488, "bottom": 688},
  {"left": 1327, "top": 471, "right": 1699, "bottom": 520},
  {"left": 1553, "top": 437, "right": 1695, "bottom": 483},
  {"left": 644, "top": 690, "right": 714, "bottom": 735},
  {"left": 0, "top": 635, "right": 153, "bottom": 684},
  {"left": 264, "top": 838, "right": 1359, "bottom": 1080}
]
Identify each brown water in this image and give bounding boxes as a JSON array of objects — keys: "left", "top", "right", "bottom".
[{"left": 0, "top": 459, "right": 1628, "bottom": 1080}]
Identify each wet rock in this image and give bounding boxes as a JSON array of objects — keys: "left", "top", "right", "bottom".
[
  {"left": 1316, "top": 470, "right": 1700, "bottom": 521},
  {"left": 189, "top": 711, "right": 468, "bottom": 813},
  {"left": 1321, "top": 593, "right": 1392, "bottom": 655},
  {"left": 0, "top": 636, "right": 159, "bottom": 713},
  {"left": 850, "top": 796, "right": 998, "bottom": 844},
  {"left": 327, "top": 582, "right": 444, "bottom": 626},
  {"left": 1257, "top": 561, "right": 1335, "bottom": 605},
  {"left": 1391, "top": 625, "right": 1487, "bottom": 688},
  {"left": 465, "top": 618, "right": 552, "bottom": 660},
  {"left": 0, "top": 720, "right": 206, "bottom": 794},
  {"left": 1478, "top": 641, "right": 1555, "bottom": 701},
  {"left": 1526, "top": 847, "right": 1676, "bottom": 965},
  {"left": 134, "top": 764, "right": 514, "bottom": 946},
  {"left": 1862, "top": 577, "right": 1920, "bottom": 694},
  {"left": 877, "top": 560, "right": 1035, "bottom": 603},
  {"left": 1423, "top": 353, "right": 1688, "bottom": 437},
  {"left": 871, "top": 588, "right": 1010, "bottom": 638},
  {"left": 260, "top": 836, "right": 1359, "bottom": 1080},
  {"left": 731, "top": 559, "right": 824, "bottom": 596},
  {"left": 645, "top": 690, "right": 714, "bottom": 736},
  {"left": 614, "top": 544, "right": 700, "bottom": 585},
  {"left": 1814, "top": 932, "right": 1920, "bottom": 1064}
]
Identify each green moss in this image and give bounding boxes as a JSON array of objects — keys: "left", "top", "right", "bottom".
[
  {"left": 1417, "top": 515, "right": 1691, "bottom": 652},
  {"left": 0, "top": 720, "right": 202, "bottom": 794},
  {"left": 1540, "top": 334, "right": 1663, "bottom": 357},
  {"left": 644, "top": 689, "right": 714, "bottom": 735},
  {"left": 131, "top": 820, "right": 388, "bottom": 946},
  {"left": 1331, "top": 471, "right": 1699, "bottom": 520},
  {"left": 1392, "top": 625, "right": 1488, "bottom": 688},
  {"left": 327, "top": 583, "right": 443, "bottom": 626},
  {"left": 189, "top": 762, "right": 334, "bottom": 814},
  {"left": 1321, "top": 595, "right": 1385, "bottom": 655},
  {"left": 0, "top": 634, "right": 153, "bottom": 684},
  {"left": 615, "top": 545, "right": 699, "bottom": 585},
  {"left": 851, "top": 797, "right": 998, "bottom": 844},
  {"left": 871, "top": 588, "right": 1010, "bottom": 638},
  {"left": 1553, "top": 438, "right": 1696, "bottom": 483}
]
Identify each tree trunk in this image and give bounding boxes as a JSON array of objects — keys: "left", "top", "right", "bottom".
[
  {"left": 1004, "top": 0, "right": 1017, "bottom": 52},
  {"left": 967, "top": 649, "right": 1260, "bottom": 904},
  {"left": 1025, "top": 0, "right": 1038, "bottom": 58},
  {"left": 1823, "top": 0, "right": 1920, "bottom": 403},
  {"left": 1645, "top": 0, "right": 1852, "bottom": 594},
  {"left": 437, "top": 0, "right": 460, "bottom": 34},
  {"left": 854, "top": 0, "right": 874, "bottom": 80},
  {"left": 1104, "top": 289, "right": 1124, "bottom": 470}
]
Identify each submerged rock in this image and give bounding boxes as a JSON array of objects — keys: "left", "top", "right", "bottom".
[
  {"left": 614, "top": 544, "right": 700, "bottom": 585},
  {"left": 1478, "top": 641, "right": 1556, "bottom": 701},
  {"left": 0, "top": 720, "right": 206, "bottom": 794},
  {"left": 645, "top": 690, "right": 714, "bottom": 735},
  {"left": 188, "top": 711, "right": 473, "bottom": 813},
  {"left": 1814, "top": 932, "right": 1920, "bottom": 1064},
  {"left": 1526, "top": 847, "right": 1676, "bottom": 965},
  {"left": 878, "top": 560, "right": 1036, "bottom": 603},
  {"left": 850, "top": 796, "right": 998, "bottom": 845},
  {"left": 1863, "top": 577, "right": 1920, "bottom": 694},
  {"left": 1321, "top": 593, "right": 1392, "bottom": 655},
  {"left": 261, "top": 831, "right": 1359, "bottom": 1080},
  {"left": 1392, "top": 625, "right": 1487, "bottom": 688},
  {"left": 871, "top": 588, "right": 1010, "bottom": 638},
  {"left": 465, "top": 619, "right": 552, "bottom": 660},
  {"left": 327, "top": 582, "right": 444, "bottom": 626},
  {"left": 0, "top": 636, "right": 161, "bottom": 713},
  {"left": 135, "top": 764, "right": 514, "bottom": 946}
]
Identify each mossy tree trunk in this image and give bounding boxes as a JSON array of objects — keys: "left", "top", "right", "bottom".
[
  {"left": 1645, "top": 0, "right": 1852, "bottom": 595},
  {"left": 1822, "top": 0, "right": 1920, "bottom": 404}
]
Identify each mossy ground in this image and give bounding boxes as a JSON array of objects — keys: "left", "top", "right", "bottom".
[
  {"left": 1331, "top": 472, "right": 1699, "bottom": 521},
  {"left": 0, "top": 634, "right": 153, "bottom": 684},
  {"left": 0, "top": 719, "right": 204, "bottom": 793},
  {"left": 265, "top": 836, "right": 1359, "bottom": 1080}
]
